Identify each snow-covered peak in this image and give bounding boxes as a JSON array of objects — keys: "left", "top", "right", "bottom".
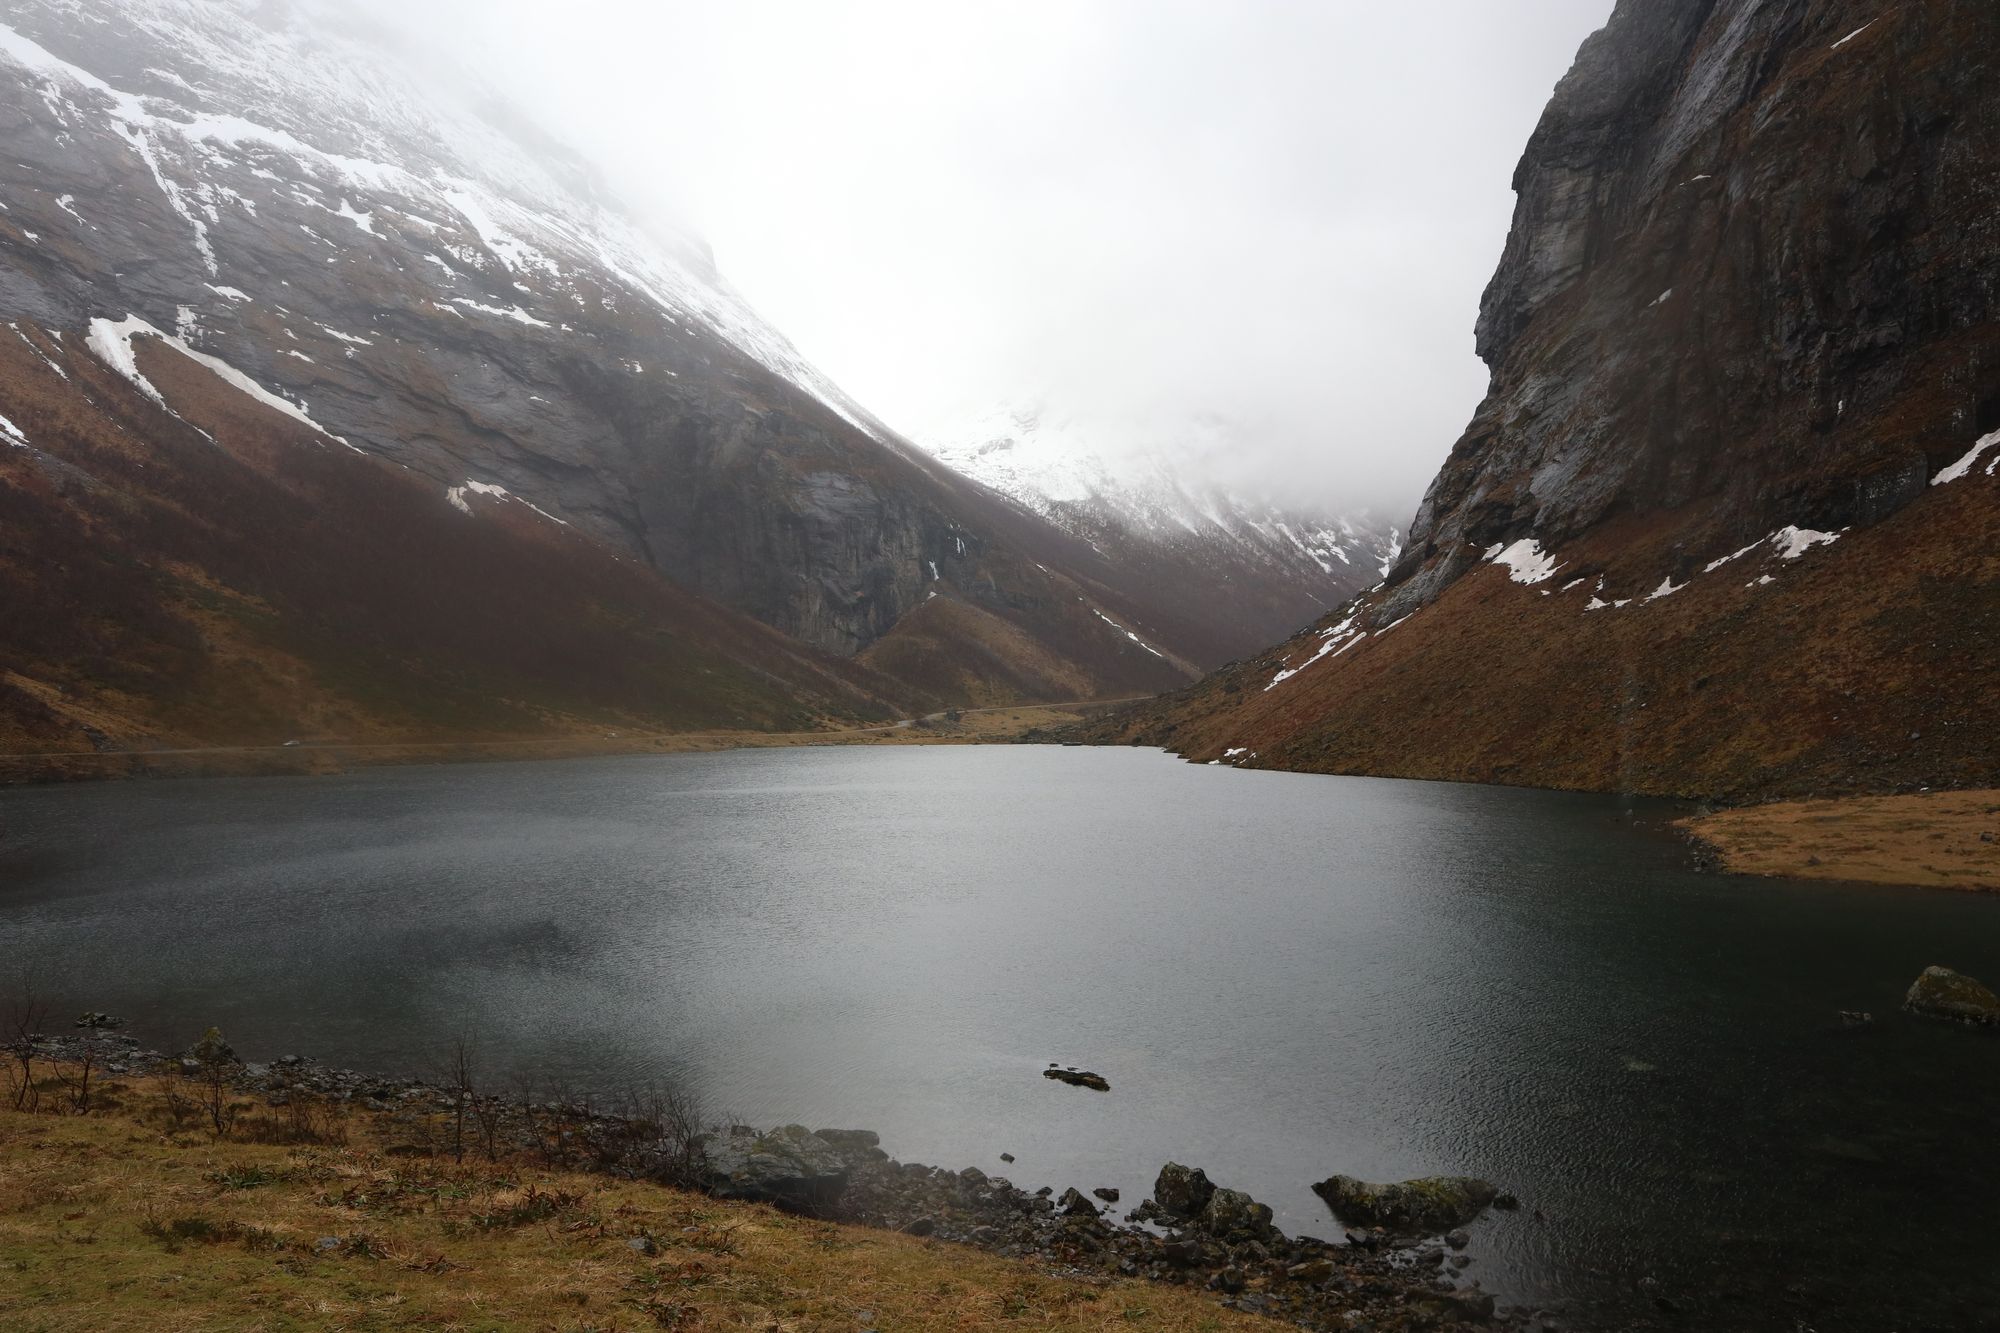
[
  {"left": 922, "top": 405, "right": 1403, "bottom": 582},
  {"left": 0, "top": 0, "right": 888, "bottom": 442}
]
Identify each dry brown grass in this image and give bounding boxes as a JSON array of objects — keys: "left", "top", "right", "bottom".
[
  {"left": 1681, "top": 789, "right": 2000, "bottom": 891},
  {"left": 0, "top": 701, "right": 1129, "bottom": 785},
  {"left": 0, "top": 1076, "right": 1259, "bottom": 1333}
]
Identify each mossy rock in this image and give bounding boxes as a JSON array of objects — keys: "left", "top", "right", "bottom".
[
  {"left": 1311, "top": 1174, "right": 1498, "bottom": 1233},
  {"left": 1904, "top": 966, "right": 2000, "bottom": 1026}
]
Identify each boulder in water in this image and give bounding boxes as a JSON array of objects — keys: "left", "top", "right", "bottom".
[
  {"left": 1043, "top": 1067, "right": 1110, "bottom": 1091},
  {"left": 1903, "top": 966, "right": 2000, "bottom": 1026},
  {"left": 1311, "top": 1174, "right": 1499, "bottom": 1234}
]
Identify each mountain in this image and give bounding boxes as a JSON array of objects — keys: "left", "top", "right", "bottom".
[
  {"left": 0, "top": 0, "right": 1342, "bottom": 755},
  {"left": 1081, "top": 0, "right": 2000, "bottom": 801},
  {"left": 921, "top": 407, "right": 1401, "bottom": 665}
]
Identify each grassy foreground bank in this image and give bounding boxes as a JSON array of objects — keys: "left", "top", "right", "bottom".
[
  {"left": 0, "top": 1072, "right": 1261, "bottom": 1333},
  {"left": 1680, "top": 788, "right": 2000, "bottom": 891}
]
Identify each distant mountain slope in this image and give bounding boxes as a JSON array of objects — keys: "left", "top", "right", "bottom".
[
  {"left": 1082, "top": 0, "right": 2000, "bottom": 800},
  {"left": 0, "top": 0, "right": 1307, "bottom": 745},
  {"left": 924, "top": 408, "right": 1401, "bottom": 666},
  {"left": 0, "top": 315, "right": 917, "bottom": 756}
]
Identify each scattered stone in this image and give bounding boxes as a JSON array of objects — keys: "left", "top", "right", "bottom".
[
  {"left": 1492, "top": 1193, "right": 1521, "bottom": 1211},
  {"left": 1311, "top": 1175, "right": 1501, "bottom": 1234},
  {"left": 627, "top": 1235, "right": 659, "bottom": 1255},
  {"left": 999, "top": 1152, "right": 1015, "bottom": 1163},
  {"left": 899, "top": 1216, "right": 937, "bottom": 1237},
  {"left": 314, "top": 1236, "right": 341, "bottom": 1252},
  {"left": 1042, "top": 1067, "right": 1110, "bottom": 1091},
  {"left": 1838, "top": 1010, "right": 1874, "bottom": 1028},
  {"left": 1446, "top": 1229, "right": 1471, "bottom": 1250},
  {"left": 1903, "top": 965, "right": 2000, "bottom": 1025},
  {"left": 1092, "top": 1186, "right": 1120, "bottom": 1203},
  {"left": 1289, "top": 1258, "right": 1336, "bottom": 1284}
]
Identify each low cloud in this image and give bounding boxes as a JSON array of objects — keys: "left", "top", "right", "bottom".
[{"left": 355, "top": 0, "right": 1614, "bottom": 518}]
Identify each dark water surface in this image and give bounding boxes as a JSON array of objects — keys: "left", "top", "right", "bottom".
[{"left": 3, "top": 747, "right": 1997, "bottom": 1328}]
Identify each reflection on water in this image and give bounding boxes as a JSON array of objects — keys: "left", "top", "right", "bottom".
[{"left": 3, "top": 747, "right": 1998, "bottom": 1329}]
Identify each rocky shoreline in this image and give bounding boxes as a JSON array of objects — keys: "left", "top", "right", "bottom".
[{"left": 14, "top": 1025, "right": 1549, "bottom": 1333}]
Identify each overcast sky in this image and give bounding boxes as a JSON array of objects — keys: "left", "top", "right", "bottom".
[{"left": 361, "top": 0, "right": 1613, "bottom": 516}]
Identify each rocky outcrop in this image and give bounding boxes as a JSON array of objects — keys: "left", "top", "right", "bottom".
[
  {"left": 1903, "top": 966, "right": 2000, "bottom": 1026},
  {"left": 693, "top": 1125, "right": 855, "bottom": 1212},
  {"left": 1311, "top": 1175, "right": 1500, "bottom": 1235}
]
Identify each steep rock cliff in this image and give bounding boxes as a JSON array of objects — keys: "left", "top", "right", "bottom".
[{"left": 1083, "top": 0, "right": 2000, "bottom": 800}]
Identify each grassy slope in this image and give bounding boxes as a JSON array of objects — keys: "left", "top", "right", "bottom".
[
  {"left": 1079, "top": 462, "right": 2000, "bottom": 802},
  {"left": 0, "top": 1084, "right": 1260, "bottom": 1333},
  {"left": 1681, "top": 788, "right": 2000, "bottom": 891}
]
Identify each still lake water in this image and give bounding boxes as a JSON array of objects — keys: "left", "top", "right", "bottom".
[{"left": 2, "top": 746, "right": 1998, "bottom": 1329}]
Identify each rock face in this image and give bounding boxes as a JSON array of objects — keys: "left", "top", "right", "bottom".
[
  {"left": 695, "top": 1125, "right": 851, "bottom": 1213},
  {"left": 1903, "top": 966, "right": 2000, "bottom": 1026},
  {"left": 1311, "top": 1175, "right": 1500, "bottom": 1235},
  {"left": 1080, "top": 1, "right": 2000, "bottom": 801},
  {"left": 1389, "top": 0, "right": 2000, "bottom": 622}
]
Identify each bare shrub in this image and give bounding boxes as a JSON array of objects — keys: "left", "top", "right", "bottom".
[{"left": 3, "top": 977, "right": 48, "bottom": 1113}]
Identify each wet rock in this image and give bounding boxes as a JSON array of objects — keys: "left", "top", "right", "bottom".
[
  {"left": 695, "top": 1124, "right": 851, "bottom": 1212},
  {"left": 1092, "top": 1186, "right": 1120, "bottom": 1203},
  {"left": 1200, "top": 1187, "right": 1275, "bottom": 1238},
  {"left": 1838, "top": 1010, "right": 1874, "bottom": 1029},
  {"left": 1043, "top": 1067, "right": 1110, "bottom": 1091},
  {"left": 999, "top": 1152, "right": 1015, "bottom": 1163},
  {"left": 1153, "top": 1162, "right": 1217, "bottom": 1218},
  {"left": 1446, "top": 1229, "right": 1471, "bottom": 1251},
  {"left": 1058, "top": 1187, "right": 1099, "bottom": 1217},
  {"left": 1312, "top": 1175, "right": 1500, "bottom": 1234},
  {"left": 815, "top": 1128, "right": 888, "bottom": 1163},
  {"left": 1903, "top": 966, "right": 2000, "bottom": 1026}
]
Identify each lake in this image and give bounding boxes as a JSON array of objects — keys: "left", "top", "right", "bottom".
[{"left": 2, "top": 746, "right": 1997, "bottom": 1329}]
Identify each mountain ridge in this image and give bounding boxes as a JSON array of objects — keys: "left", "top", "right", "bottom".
[{"left": 4, "top": 0, "right": 1388, "bottom": 755}]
